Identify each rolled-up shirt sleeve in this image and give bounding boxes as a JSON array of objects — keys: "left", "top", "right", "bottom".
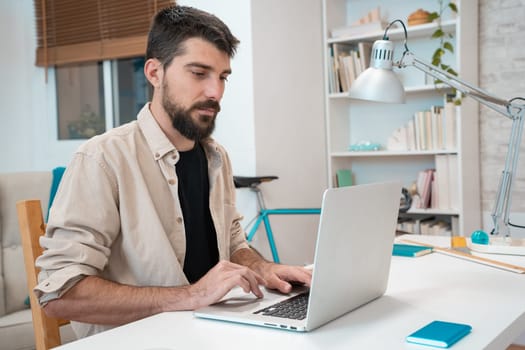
[
  {"left": 229, "top": 207, "right": 249, "bottom": 255},
  {"left": 35, "top": 151, "right": 120, "bottom": 304}
]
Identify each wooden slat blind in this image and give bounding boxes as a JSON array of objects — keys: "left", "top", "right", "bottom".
[{"left": 34, "top": 0, "right": 174, "bottom": 67}]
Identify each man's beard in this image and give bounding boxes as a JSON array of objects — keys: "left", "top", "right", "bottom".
[{"left": 162, "top": 87, "right": 220, "bottom": 141}]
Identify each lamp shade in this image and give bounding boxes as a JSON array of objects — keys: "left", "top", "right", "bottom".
[{"left": 348, "top": 40, "right": 406, "bottom": 103}]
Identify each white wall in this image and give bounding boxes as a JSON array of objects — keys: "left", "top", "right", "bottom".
[
  {"left": 250, "top": 0, "right": 326, "bottom": 264},
  {"left": 479, "top": 0, "right": 525, "bottom": 238},
  {"left": 0, "top": 0, "right": 48, "bottom": 171}
]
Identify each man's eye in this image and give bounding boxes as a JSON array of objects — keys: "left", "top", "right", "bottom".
[{"left": 192, "top": 71, "right": 206, "bottom": 78}]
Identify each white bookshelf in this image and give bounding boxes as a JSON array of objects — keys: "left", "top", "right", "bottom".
[{"left": 322, "top": 0, "right": 480, "bottom": 235}]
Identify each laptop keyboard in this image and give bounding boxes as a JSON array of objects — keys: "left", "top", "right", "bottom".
[{"left": 253, "top": 292, "right": 309, "bottom": 320}]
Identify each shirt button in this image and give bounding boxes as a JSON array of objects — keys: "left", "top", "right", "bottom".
[
  {"left": 154, "top": 152, "right": 160, "bottom": 158},
  {"left": 168, "top": 179, "right": 176, "bottom": 185},
  {"left": 176, "top": 217, "right": 183, "bottom": 224}
]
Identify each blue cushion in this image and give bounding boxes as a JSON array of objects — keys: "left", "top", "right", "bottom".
[{"left": 46, "top": 166, "right": 66, "bottom": 222}]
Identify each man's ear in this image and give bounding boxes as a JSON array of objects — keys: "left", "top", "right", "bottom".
[{"left": 144, "top": 58, "right": 162, "bottom": 88}]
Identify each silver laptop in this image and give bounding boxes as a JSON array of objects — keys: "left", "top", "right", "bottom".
[{"left": 194, "top": 181, "right": 401, "bottom": 332}]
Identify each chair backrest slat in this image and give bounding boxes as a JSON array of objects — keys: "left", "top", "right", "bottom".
[{"left": 17, "top": 199, "right": 63, "bottom": 350}]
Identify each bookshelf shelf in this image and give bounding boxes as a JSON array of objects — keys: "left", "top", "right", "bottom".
[
  {"left": 327, "top": 19, "right": 456, "bottom": 44},
  {"left": 331, "top": 150, "right": 458, "bottom": 157},
  {"left": 322, "top": 0, "right": 481, "bottom": 236},
  {"left": 407, "top": 208, "right": 460, "bottom": 216},
  {"left": 329, "top": 84, "right": 452, "bottom": 99}
]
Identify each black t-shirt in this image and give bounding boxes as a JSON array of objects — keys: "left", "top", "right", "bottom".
[{"left": 175, "top": 143, "right": 219, "bottom": 283}]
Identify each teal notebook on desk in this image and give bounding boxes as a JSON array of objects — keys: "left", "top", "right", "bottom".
[
  {"left": 392, "top": 243, "right": 432, "bottom": 257},
  {"left": 406, "top": 320, "right": 472, "bottom": 348}
]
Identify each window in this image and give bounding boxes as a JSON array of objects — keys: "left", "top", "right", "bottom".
[
  {"left": 112, "top": 57, "right": 152, "bottom": 127},
  {"left": 56, "top": 57, "right": 152, "bottom": 140},
  {"left": 34, "top": 0, "right": 172, "bottom": 140},
  {"left": 56, "top": 62, "right": 105, "bottom": 140}
]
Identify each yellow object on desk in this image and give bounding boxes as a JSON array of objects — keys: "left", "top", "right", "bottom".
[{"left": 451, "top": 236, "right": 467, "bottom": 248}]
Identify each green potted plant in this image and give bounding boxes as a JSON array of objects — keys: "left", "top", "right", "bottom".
[{"left": 428, "top": 1, "right": 461, "bottom": 103}]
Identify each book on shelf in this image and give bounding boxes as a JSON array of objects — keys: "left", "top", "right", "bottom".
[
  {"left": 416, "top": 169, "right": 435, "bottom": 209},
  {"left": 447, "top": 154, "right": 459, "bottom": 210},
  {"left": 357, "top": 41, "right": 373, "bottom": 71},
  {"left": 336, "top": 169, "right": 353, "bottom": 187},
  {"left": 434, "top": 154, "right": 451, "bottom": 210},
  {"left": 342, "top": 55, "right": 357, "bottom": 86},
  {"left": 337, "top": 54, "right": 350, "bottom": 92},
  {"left": 443, "top": 94, "right": 458, "bottom": 150},
  {"left": 350, "top": 50, "right": 362, "bottom": 77},
  {"left": 327, "top": 47, "right": 336, "bottom": 93}
]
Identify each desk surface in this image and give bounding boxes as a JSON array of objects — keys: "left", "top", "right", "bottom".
[{"left": 56, "top": 235, "right": 525, "bottom": 350}]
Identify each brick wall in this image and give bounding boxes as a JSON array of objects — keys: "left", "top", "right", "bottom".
[{"left": 479, "top": 0, "right": 525, "bottom": 215}]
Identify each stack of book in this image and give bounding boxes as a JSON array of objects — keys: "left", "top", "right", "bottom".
[
  {"left": 327, "top": 42, "right": 373, "bottom": 93},
  {"left": 387, "top": 95, "right": 457, "bottom": 151},
  {"left": 397, "top": 217, "right": 453, "bottom": 236},
  {"left": 410, "top": 154, "right": 459, "bottom": 211}
]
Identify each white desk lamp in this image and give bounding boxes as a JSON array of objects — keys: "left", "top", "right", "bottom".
[{"left": 349, "top": 20, "right": 525, "bottom": 253}]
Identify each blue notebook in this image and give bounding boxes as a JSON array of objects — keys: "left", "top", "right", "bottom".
[
  {"left": 392, "top": 243, "right": 432, "bottom": 257},
  {"left": 406, "top": 320, "right": 472, "bottom": 348}
]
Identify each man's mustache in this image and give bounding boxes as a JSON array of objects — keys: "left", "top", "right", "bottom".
[{"left": 192, "top": 100, "right": 221, "bottom": 113}]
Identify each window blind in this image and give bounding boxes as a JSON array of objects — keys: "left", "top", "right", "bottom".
[{"left": 34, "top": 0, "right": 174, "bottom": 67}]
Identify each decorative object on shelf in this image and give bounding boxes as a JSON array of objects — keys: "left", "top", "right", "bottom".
[
  {"left": 399, "top": 188, "right": 412, "bottom": 213},
  {"left": 348, "top": 19, "right": 525, "bottom": 253},
  {"left": 348, "top": 141, "right": 381, "bottom": 151},
  {"left": 330, "top": 7, "right": 385, "bottom": 38},
  {"left": 407, "top": 9, "right": 431, "bottom": 26}
]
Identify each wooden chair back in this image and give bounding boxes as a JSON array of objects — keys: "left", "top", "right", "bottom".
[{"left": 16, "top": 199, "right": 68, "bottom": 350}]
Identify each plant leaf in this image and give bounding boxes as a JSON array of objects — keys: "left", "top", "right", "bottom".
[
  {"left": 443, "top": 41, "right": 454, "bottom": 53},
  {"left": 433, "top": 48, "right": 445, "bottom": 58},
  {"left": 447, "top": 68, "right": 458, "bottom": 76},
  {"left": 428, "top": 12, "right": 439, "bottom": 21},
  {"left": 432, "top": 28, "right": 445, "bottom": 38},
  {"left": 449, "top": 3, "right": 458, "bottom": 13}
]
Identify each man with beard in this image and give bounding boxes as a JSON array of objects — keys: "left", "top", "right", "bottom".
[{"left": 34, "top": 5, "right": 312, "bottom": 338}]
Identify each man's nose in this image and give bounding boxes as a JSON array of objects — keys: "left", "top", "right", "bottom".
[{"left": 204, "top": 78, "right": 224, "bottom": 101}]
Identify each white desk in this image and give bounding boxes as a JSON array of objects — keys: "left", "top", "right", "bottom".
[{"left": 55, "top": 236, "right": 525, "bottom": 350}]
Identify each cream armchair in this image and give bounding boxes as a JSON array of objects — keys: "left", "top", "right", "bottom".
[{"left": 0, "top": 171, "right": 74, "bottom": 350}]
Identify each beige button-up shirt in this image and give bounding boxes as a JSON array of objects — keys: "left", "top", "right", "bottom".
[{"left": 35, "top": 103, "right": 249, "bottom": 337}]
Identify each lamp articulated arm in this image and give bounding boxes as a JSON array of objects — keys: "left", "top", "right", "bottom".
[{"left": 398, "top": 50, "right": 525, "bottom": 237}]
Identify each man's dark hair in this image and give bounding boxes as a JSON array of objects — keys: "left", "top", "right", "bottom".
[{"left": 146, "top": 5, "right": 240, "bottom": 67}]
